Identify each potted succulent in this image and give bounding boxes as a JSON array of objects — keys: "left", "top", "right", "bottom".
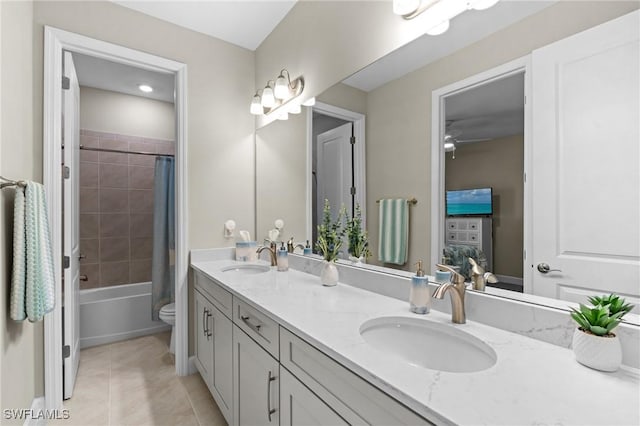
[
  {"left": 315, "top": 200, "right": 345, "bottom": 286},
  {"left": 570, "top": 294, "right": 634, "bottom": 372},
  {"left": 345, "top": 203, "right": 370, "bottom": 264}
]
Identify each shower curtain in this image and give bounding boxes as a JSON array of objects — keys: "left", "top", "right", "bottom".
[{"left": 151, "top": 156, "right": 175, "bottom": 320}]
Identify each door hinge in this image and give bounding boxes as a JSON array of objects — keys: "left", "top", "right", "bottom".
[
  {"left": 63, "top": 256, "right": 70, "bottom": 269},
  {"left": 62, "top": 76, "right": 70, "bottom": 90},
  {"left": 63, "top": 345, "right": 70, "bottom": 359},
  {"left": 63, "top": 166, "right": 70, "bottom": 179},
  {"left": 350, "top": 136, "right": 356, "bottom": 145},
  {"left": 523, "top": 249, "right": 527, "bottom": 260},
  {"left": 524, "top": 172, "right": 527, "bottom": 183},
  {"left": 350, "top": 187, "right": 356, "bottom": 195}
]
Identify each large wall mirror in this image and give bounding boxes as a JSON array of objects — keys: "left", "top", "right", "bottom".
[{"left": 255, "top": 1, "right": 640, "bottom": 319}]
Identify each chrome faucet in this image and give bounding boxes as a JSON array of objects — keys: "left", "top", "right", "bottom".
[
  {"left": 257, "top": 242, "right": 277, "bottom": 266},
  {"left": 432, "top": 264, "right": 467, "bottom": 324}
]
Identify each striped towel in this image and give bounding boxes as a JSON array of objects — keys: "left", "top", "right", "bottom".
[
  {"left": 378, "top": 199, "right": 409, "bottom": 265},
  {"left": 10, "top": 182, "right": 56, "bottom": 322}
]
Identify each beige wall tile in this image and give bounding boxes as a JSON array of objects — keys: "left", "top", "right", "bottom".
[
  {"left": 99, "top": 136, "right": 128, "bottom": 164},
  {"left": 129, "top": 259, "right": 151, "bottom": 283},
  {"left": 129, "top": 140, "right": 157, "bottom": 167},
  {"left": 80, "top": 187, "right": 99, "bottom": 213},
  {"left": 80, "top": 214, "right": 99, "bottom": 239},
  {"left": 131, "top": 237, "right": 153, "bottom": 260},
  {"left": 129, "top": 189, "right": 154, "bottom": 213},
  {"left": 130, "top": 214, "right": 153, "bottom": 238},
  {"left": 128, "top": 166, "right": 154, "bottom": 189},
  {"left": 100, "top": 237, "right": 129, "bottom": 263},
  {"left": 80, "top": 162, "right": 99, "bottom": 188},
  {"left": 100, "top": 261, "right": 130, "bottom": 286},
  {"left": 80, "top": 238, "right": 99, "bottom": 263},
  {"left": 99, "top": 188, "right": 129, "bottom": 213},
  {"left": 79, "top": 263, "right": 100, "bottom": 289},
  {"left": 100, "top": 213, "right": 129, "bottom": 238},
  {"left": 99, "top": 163, "right": 128, "bottom": 188}
]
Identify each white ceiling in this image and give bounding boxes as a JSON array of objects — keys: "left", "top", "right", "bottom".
[
  {"left": 114, "top": 0, "right": 297, "bottom": 51},
  {"left": 445, "top": 72, "right": 525, "bottom": 142},
  {"left": 72, "top": 52, "right": 175, "bottom": 103}
]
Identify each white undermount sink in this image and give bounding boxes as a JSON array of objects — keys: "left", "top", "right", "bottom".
[
  {"left": 221, "top": 264, "right": 270, "bottom": 274},
  {"left": 359, "top": 316, "right": 497, "bottom": 373}
]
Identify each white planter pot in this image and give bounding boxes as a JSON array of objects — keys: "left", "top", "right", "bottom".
[
  {"left": 572, "top": 328, "right": 622, "bottom": 372},
  {"left": 320, "top": 261, "right": 339, "bottom": 287},
  {"left": 349, "top": 255, "right": 365, "bottom": 265}
]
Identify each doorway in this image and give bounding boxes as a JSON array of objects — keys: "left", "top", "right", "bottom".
[
  {"left": 430, "top": 56, "right": 532, "bottom": 290},
  {"left": 308, "top": 103, "right": 366, "bottom": 250},
  {"left": 43, "top": 27, "right": 188, "bottom": 410}
]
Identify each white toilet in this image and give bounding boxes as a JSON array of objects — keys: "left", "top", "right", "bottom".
[{"left": 159, "top": 302, "right": 176, "bottom": 354}]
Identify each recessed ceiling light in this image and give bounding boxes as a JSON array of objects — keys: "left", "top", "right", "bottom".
[{"left": 138, "top": 84, "right": 153, "bottom": 93}]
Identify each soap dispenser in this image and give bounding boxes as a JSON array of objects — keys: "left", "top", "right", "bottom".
[
  {"left": 277, "top": 242, "right": 289, "bottom": 271},
  {"left": 303, "top": 240, "right": 312, "bottom": 256},
  {"left": 410, "top": 260, "right": 430, "bottom": 314}
]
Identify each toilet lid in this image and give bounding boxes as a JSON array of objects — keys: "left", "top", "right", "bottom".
[{"left": 160, "top": 303, "right": 175, "bottom": 315}]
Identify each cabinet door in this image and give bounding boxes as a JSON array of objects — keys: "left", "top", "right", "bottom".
[
  {"left": 280, "top": 367, "right": 348, "bottom": 426},
  {"left": 233, "top": 325, "right": 279, "bottom": 426},
  {"left": 194, "top": 290, "right": 213, "bottom": 385},
  {"left": 212, "top": 307, "right": 233, "bottom": 423}
]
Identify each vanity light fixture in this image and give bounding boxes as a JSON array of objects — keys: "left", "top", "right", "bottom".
[
  {"left": 393, "top": 0, "right": 501, "bottom": 34},
  {"left": 250, "top": 69, "right": 305, "bottom": 117},
  {"left": 138, "top": 84, "right": 153, "bottom": 93}
]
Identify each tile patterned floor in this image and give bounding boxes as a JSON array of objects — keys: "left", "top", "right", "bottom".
[{"left": 52, "top": 332, "right": 227, "bottom": 426}]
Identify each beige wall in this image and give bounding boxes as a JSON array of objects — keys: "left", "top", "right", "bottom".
[
  {"left": 1, "top": 0, "right": 255, "bottom": 408},
  {"left": 445, "top": 135, "right": 524, "bottom": 278},
  {"left": 256, "top": 112, "right": 307, "bottom": 243},
  {"left": 317, "top": 83, "right": 368, "bottom": 115},
  {"left": 1, "top": 0, "right": 45, "bottom": 417},
  {"left": 33, "top": 1, "right": 256, "bottom": 249},
  {"left": 79, "top": 87, "right": 175, "bottom": 140},
  {"left": 365, "top": 1, "right": 639, "bottom": 273},
  {"left": 255, "top": 1, "right": 434, "bottom": 128}
]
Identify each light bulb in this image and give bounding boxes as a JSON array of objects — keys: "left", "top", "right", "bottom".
[
  {"left": 426, "top": 19, "right": 450, "bottom": 35},
  {"left": 393, "top": 0, "right": 420, "bottom": 15},
  {"left": 250, "top": 94, "right": 262, "bottom": 115},
  {"left": 274, "top": 74, "right": 289, "bottom": 100},
  {"left": 138, "top": 84, "right": 153, "bottom": 93},
  {"left": 470, "top": 0, "right": 499, "bottom": 10},
  {"left": 261, "top": 86, "right": 275, "bottom": 108},
  {"left": 444, "top": 141, "right": 455, "bottom": 151}
]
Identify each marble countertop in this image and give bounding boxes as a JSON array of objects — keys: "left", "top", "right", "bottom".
[{"left": 191, "top": 258, "right": 640, "bottom": 426}]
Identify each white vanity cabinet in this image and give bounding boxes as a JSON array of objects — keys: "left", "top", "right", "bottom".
[
  {"left": 193, "top": 271, "right": 233, "bottom": 424},
  {"left": 232, "top": 324, "right": 280, "bottom": 426}
]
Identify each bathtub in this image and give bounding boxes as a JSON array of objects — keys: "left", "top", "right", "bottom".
[{"left": 79, "top": 282, "right": 170, "bottom": 348}]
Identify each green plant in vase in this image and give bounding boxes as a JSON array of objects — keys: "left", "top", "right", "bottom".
[
  {"left": 570, "top": 293, "right": 634, "bottom": 372},
  {"left": 315, "top": 200, "right": 345, "bottom": 286},
  {"left": 345, "top": 203, "right": 370, "bottom": 262}
]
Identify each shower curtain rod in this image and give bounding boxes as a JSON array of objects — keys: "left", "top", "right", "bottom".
[{"left": 79, "top": 145, "right": 174, "bottom": 157}]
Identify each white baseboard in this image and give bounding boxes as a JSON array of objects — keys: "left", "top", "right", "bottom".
[
  {"left": 80, "top": 324, "right": 171, "bottom": 349},
  {"left": 188, "top": 356, "right": 198, "bottom": 375}
]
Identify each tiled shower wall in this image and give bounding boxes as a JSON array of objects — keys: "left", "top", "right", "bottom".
[{"left": 79, "top": 129, "right": 174, "bottom": 290}]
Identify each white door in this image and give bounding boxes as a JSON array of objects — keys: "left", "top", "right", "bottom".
[
  {"left": 316, "top": 123, "right": 353, "bottom": 219},
  {"left": 530, "top": 10, "right": 640, "bottom": 305},
  {"left": 62, "top": 51, "right": 80, "bottom": 399}
]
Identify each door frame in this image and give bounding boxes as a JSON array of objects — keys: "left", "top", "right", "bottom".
[
  {"left": 430, "top": 55, "right": 532, "bottom": 287},
  {"left": 43, "top": 26, "right": 189, "bottom": 410},
  {"left": 306, "top": 102, "right": 366, "bottom": 239}
]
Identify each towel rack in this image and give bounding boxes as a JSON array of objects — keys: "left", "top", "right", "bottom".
[
  {"left": 376, "top": 197, "right": 417, "bottom": 205},
  {"left": 0, "top": 175, "right": 26, "bottom": 189}
]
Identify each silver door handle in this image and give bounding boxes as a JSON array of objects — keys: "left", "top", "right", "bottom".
[
  {"left": 267, "top": 370, "right": 276, "bottom": 422},
  {"left": 240, "top": 315, "right": 263, "bottom": 334},
  {"left": 79, "top": 275, "right": 88, "bottom": 281},
  {"left": 206, "top": 311, "right": 212, "bottom": 339},
  {"left": 537, "top": 263, "right": 562, "bottom": 274}
]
